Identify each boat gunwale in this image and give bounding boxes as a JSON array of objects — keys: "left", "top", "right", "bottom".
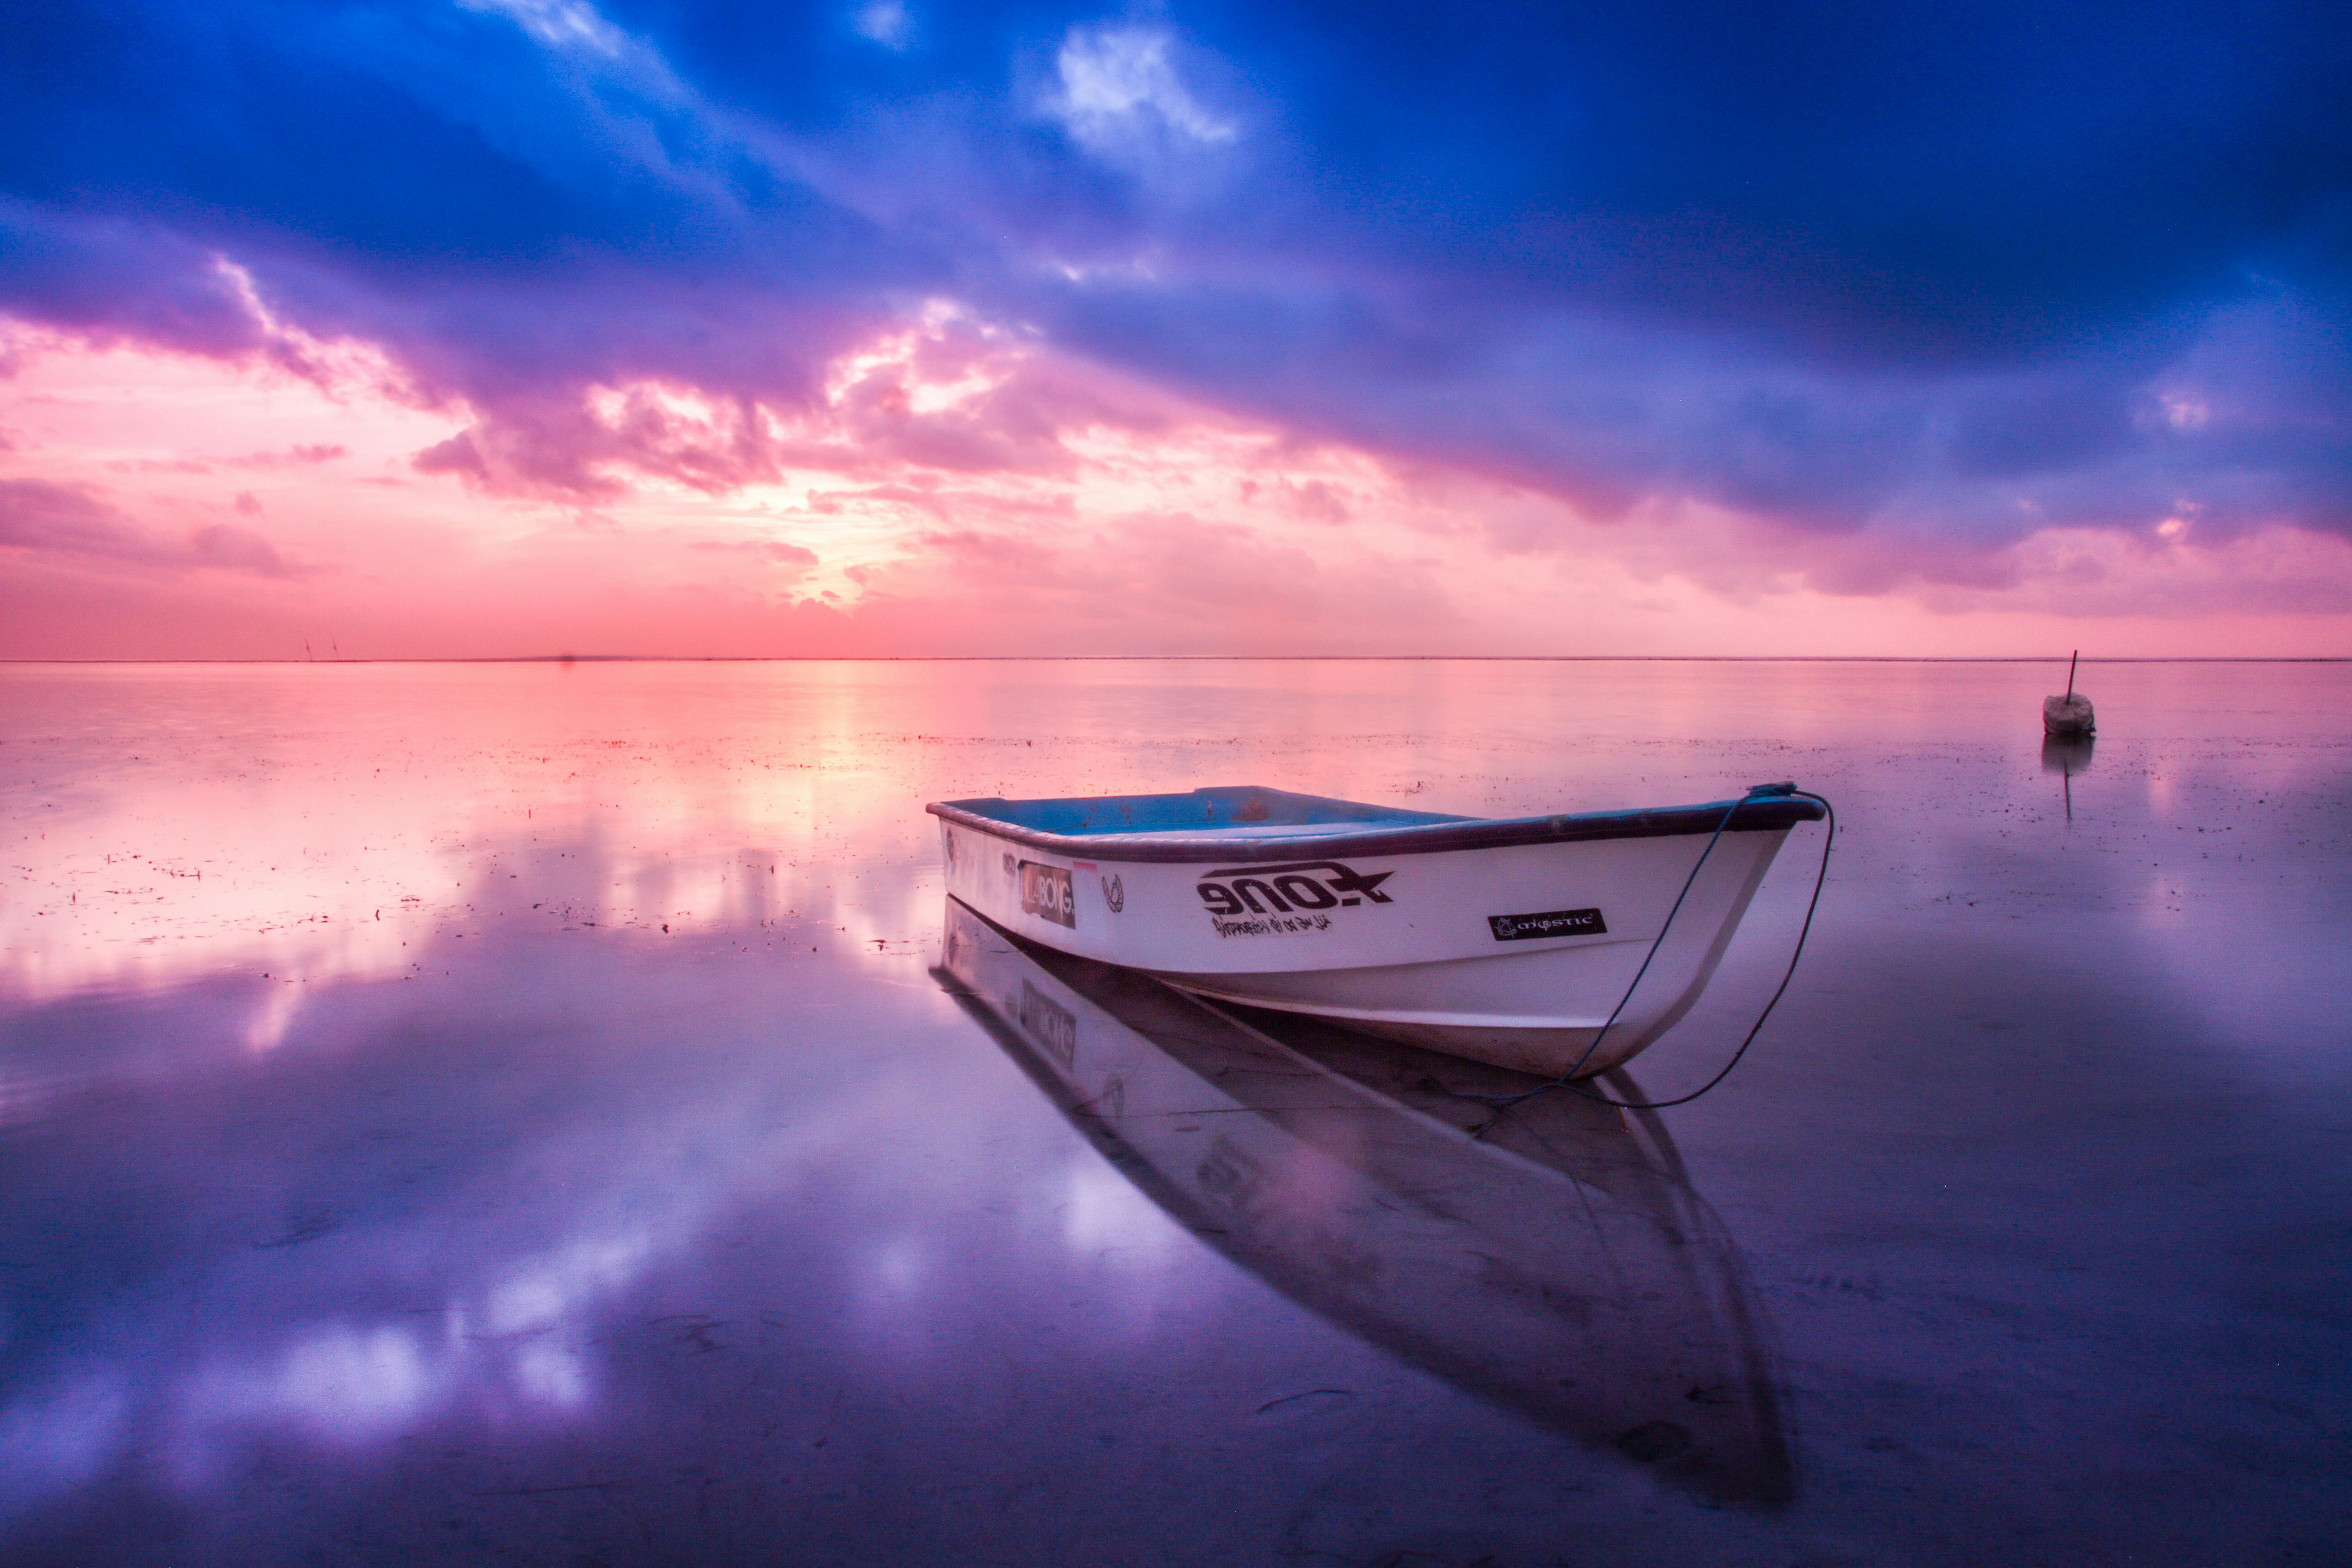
[{"left": 927, "top": 793, "right": 1825, "bottom": 864}]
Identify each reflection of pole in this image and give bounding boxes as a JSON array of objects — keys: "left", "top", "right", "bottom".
[{"left": 2063, "top": 767, "right": 2072, "bottom": 824}]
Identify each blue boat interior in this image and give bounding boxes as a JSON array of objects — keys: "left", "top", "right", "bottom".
[{"left": 937, "top": 785, "right": 1473, "bottom": 837}]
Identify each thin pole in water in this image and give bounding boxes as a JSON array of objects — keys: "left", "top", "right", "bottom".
[{"left": 2066, "top": 649, "right": 2078, "bottom": 700}]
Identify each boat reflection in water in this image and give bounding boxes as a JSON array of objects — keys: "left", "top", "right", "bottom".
[{"left": 935, "top": 898, "right": 1794, "bottom": 1507}]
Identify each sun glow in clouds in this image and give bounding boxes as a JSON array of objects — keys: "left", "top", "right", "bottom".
[{"left": 7, "top": 292, "right": 2352, "bottom": 662}]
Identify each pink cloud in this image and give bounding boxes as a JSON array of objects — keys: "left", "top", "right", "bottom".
[
  {"left": 6, "top": 312, "right": 2352, "bottom": 660},
  {"left": 0, "top": 478, "right": 294, "bottom": 579}
]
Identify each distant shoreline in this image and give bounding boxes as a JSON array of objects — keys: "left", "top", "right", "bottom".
[{"left": 4, "top": 655, "right": 2347, "bottom": 666}]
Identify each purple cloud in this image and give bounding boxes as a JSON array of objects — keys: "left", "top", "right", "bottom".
[{"left": 0, "top": 478, "right": 295, "bottom": 578}]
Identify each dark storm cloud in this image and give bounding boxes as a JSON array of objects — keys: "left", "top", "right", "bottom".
[{"left": 1, "top": 0, "right": 2346, "bottom": 549}]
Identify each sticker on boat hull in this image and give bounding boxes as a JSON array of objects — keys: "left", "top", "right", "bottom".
[
  {"left": 1196, "top": 859, "right": 1393, "bottom": 937},
  {"left": 1488, "top": 907, "right": 1607, "bottom": 941},
  {"left": 1206, "top": 910, "right": 1332, "bottom": 937},
  {"left": 1019, "top": 860, "right": 1077, "bottom": 928}
]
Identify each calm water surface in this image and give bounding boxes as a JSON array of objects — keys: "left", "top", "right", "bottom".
[{"left": 2, "top": 659, "right": 2347, "bottom": 1565}]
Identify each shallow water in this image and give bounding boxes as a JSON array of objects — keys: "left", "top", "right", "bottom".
[{"left": 2, "top": 659, "right": 2347, "bottom": 1566}]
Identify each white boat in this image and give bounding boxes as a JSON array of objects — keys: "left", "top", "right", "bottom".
[
  {"left": 928, "top": 783, "right": 1825, "bottom": 1078},
  {"left": 935, "top": 899, "right": 1794, "bottom": 1503}
]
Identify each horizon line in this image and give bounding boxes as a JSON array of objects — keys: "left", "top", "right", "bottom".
[{"left": 6, "top": 654, "right": 2351, "bottom": 665}]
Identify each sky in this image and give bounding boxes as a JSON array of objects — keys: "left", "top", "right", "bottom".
[{"left": 1, "top": 0, "right": 2347, "bottom": 658}]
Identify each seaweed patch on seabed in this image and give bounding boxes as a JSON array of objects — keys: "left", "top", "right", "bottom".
[{"left": 1211, "top": 912, "right": 1334, "bottom": 938}]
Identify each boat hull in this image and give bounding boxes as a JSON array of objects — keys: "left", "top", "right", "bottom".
[{"left": 934, "top": 796, "right": 1801, "bottom": 1078}]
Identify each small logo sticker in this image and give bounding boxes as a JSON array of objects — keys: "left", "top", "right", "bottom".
[
  {"left": 1488, "top": 908, "right": 1607, "bottom": 942},
  {"left": 1019, "top": 861, "right": 1077, "bottom": 928},
  {"left": 1102, "top": 873, "right": 1125, "bottom": 914}
]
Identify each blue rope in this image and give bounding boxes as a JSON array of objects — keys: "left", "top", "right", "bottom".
[{"left": 1459, "top": 782, "right": 1836, "bottom": 1113}]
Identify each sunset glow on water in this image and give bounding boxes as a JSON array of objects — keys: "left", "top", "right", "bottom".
[{"left": 4, "top": 660, "right": 2348, "bottom": 1562}]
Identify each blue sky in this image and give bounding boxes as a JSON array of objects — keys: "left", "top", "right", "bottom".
[{"left": 2, "top": 0, "right": 2348, "bottom": 654}]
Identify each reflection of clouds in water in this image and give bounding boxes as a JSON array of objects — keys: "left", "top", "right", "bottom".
[
  {"left": 0, "top": 1377, "right": 128, "bottom": 1520},
  {"left": 1059, "top": 1159, "right": 1169, "bottom": 1259},
  {"left": 858, "top": 1235, "right": 931, "bottom": 1306},
  {"left": 514, "top": 1339, "right": 590, "bottom": 1409},
  {"left": 183, "top": 1324, "right": 444, "bottom": 1449},
  {"left": 1058, "top": 1146, "right": 1277, "bottom": 1343},
  {"left": 164, "top": 1235, "right": 644, "bottom": 1473},
  {"left": 0, "top": 928, "right": 931, "bottom": 1513},
  {"left": 0, "top": 667, "right": 958, "bottom": 1006},
  {"left": 0, "top": 828, "right": 933, "bottom": 1127},
  {"left": 1060, "top": 1158, "right": 1189, "bottom": 1293},
  {"left": 13, "top": 659, "right": 2346, "bottom": 1024},
  {"left": 244, "top": 981, "right": 305, "bottom": 1054},
  {"left": 1, "top": 822, "right": 893, "bottom": 1007},
  {"left": 12, "top": 1143, "right": 748, "bottom": 1505},
  {"left": 484, "top": 1232, "right": 657, "bottom": 1338},
  {"left": 5, "top": 668, "right": 2350, "bottom": 1521},
  {"left": 8, "top": 1231, "right": 653, "bottom": 1499}
]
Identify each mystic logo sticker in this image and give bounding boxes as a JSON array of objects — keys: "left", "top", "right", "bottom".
[
  {"left": 1019, "top": 860, "right": 1077, "bottom": 928},
  {"left": 1195, "top": 859, "right": 1393, "bottom": 937},
  {"left": 1488, "top": 907, "right": 1607, "bottom": 942},
  {"left": 1101, "top": 873, "right": 1125, "bottom": 914}
]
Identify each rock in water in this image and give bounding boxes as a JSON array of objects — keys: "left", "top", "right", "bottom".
[{"left": 2043, "top": 691, "right": 2095, "bottom": 738}]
